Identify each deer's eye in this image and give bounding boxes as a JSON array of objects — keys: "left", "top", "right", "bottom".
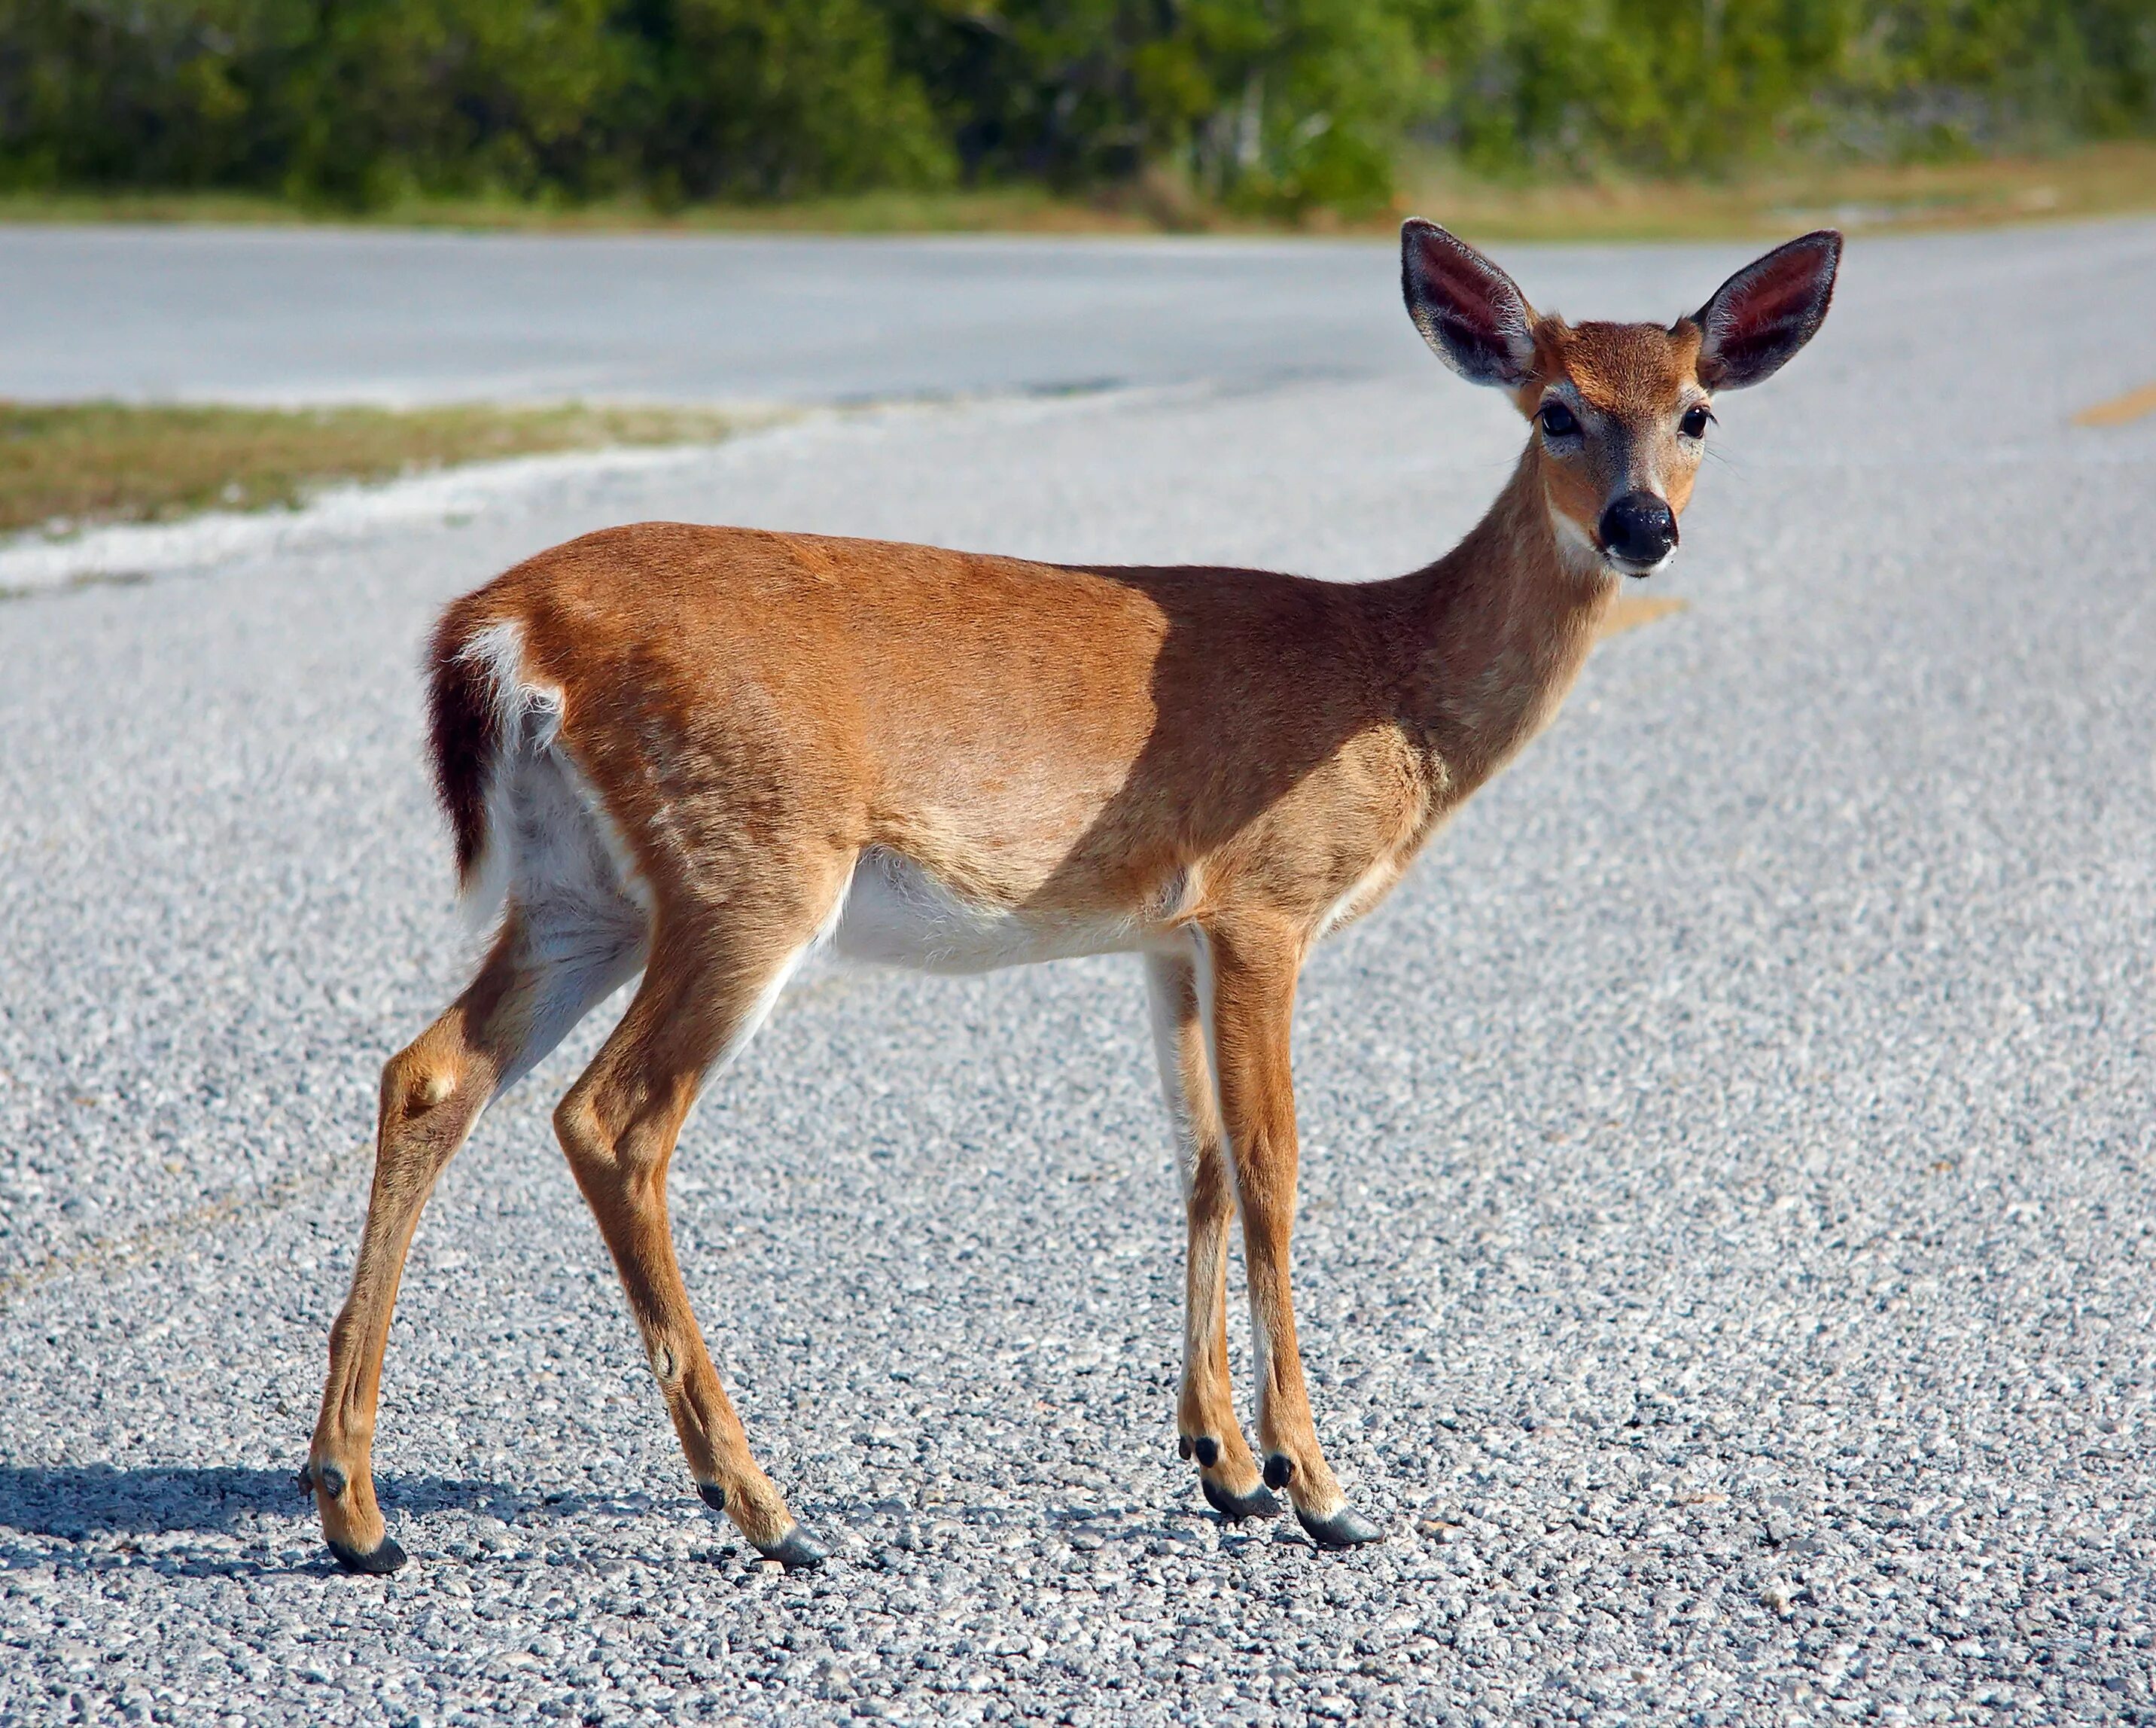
[
  {"left": 1539, "top": 401, "right": 1579, "bottom": 439},
  {"left": 1679, "top": 404, "right": 1713, "bottom": 439}
]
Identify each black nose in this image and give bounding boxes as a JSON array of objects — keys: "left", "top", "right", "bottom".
[{"left": 1597, "top": 492, "right": 1677, "bottom": 567}]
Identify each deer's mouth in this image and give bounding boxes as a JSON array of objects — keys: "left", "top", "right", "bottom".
[{"left": 1602, "top": 544, "right": 1677, "bottom": 579}]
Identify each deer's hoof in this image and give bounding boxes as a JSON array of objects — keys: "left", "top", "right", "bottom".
[
  {"left": 753, "top": 1525, "right": 827, "bottom": 1571},
  {"left": 1296, "top": 1504, "right": 1385, "bottom": 1550},
  {"left": 1201, "top": 1477, "right": 1284, "bottom": 1522},
  {"left": 327, "top": 1533, "right": 408, "bottom": 1575}
]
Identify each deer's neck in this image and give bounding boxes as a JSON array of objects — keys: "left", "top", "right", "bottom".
[{"left": 1393, "top": 444, "right": 1616, "bottom": 798}]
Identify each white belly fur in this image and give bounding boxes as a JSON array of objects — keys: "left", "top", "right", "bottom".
[{"left": 830, "top": 846, "right": 1161, "bottom": 974}]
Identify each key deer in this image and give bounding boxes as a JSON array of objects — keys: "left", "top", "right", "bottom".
[{"left": 306, "top": 222, "right": 1841, "bottom": 1570}]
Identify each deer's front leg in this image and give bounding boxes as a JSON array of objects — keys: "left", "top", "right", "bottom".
[
  {"left": 1198, "top": 923, "right": 1384, "bottom": 1550},
  {"left": 1144, "top": 952, "right": 1281, "bottom": 1522}
]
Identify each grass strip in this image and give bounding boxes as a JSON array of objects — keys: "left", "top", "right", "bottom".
[
  {"left": 0, "top": 400, "right": 742, "bottom": 538},
  {"left": 2, "top": 142, "right": 2151, "bottom": 241},
  {"left": 1394, "top": 142, "right": 2156, "bottom": 242}
]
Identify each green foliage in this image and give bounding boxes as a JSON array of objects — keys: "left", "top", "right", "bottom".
[
  {"left": 0, "top": 0, "right": 952, "bottom": 204},
  {"left": 885, "top": 0, "right": 1419, "bottom": 211},
  {"left": 636, "top": 0, "right": 955, "bottom": 200},
  {"left": 1411, "top": 0, "right": 1862, "bottom": 173},
  {"left": 1832, "top": 1, "right": 2156, "bottom": 153},
  {"left": 1410, "top": 0, "right": 2156, "bottom": 173},
  {"left": 0, "top": 0, "right": 2146, "bottom": 212}
]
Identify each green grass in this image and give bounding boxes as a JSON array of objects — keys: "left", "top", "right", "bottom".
[
  {"left": 0, "top": 400, "right": 745, "bottom": 538},
  {"left": 2, "top": 141, "right": 2151, "bottom": 240},
  {"left": 0, "top": 183, "right": 1153, "bottom": 236}
]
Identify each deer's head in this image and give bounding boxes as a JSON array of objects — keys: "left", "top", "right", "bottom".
[{"left": 1402, "top": 221, "right": 1841, "bottom": 579}]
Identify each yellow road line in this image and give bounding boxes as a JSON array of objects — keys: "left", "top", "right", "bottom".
[{"left": 2073, "top": 382, "right": 2156, "bottom": 428}]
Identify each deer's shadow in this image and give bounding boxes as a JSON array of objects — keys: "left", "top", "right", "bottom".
[{"left": 0, "top": 1464, "right": 634, "bottom": 1575}]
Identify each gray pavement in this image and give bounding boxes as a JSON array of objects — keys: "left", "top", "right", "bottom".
[
  {"left": 0, "top": 223, "right": 1883, "bottom": 407},
  {"left": 2, "top": 219, "right": 2154, "bottom": 1724},
  {"left": 3, "top": 224, "right": 1405, "bottom": 405}
]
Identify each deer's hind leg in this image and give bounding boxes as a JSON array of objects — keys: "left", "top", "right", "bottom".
[
  {"left": 309, "top": 900, "right": 644, "bottom": 1573},
  {"left": 1146, "top": 951, "right": 1281, "bottom": 1522},
  {"left": 551, "top": 870, "right": 848, "bottom": 1571}
]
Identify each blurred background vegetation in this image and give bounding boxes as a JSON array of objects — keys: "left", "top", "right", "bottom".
[{"left": 0, "top": 0, "right": 2148, "bottom": 219}]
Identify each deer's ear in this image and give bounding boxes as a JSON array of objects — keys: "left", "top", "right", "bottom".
[
  {"left": 1690, "top": 230, "right": 1841, "bottom": 391},
  {"left": 1401, "top": 219, "right": 1536, "bottom": 389}
]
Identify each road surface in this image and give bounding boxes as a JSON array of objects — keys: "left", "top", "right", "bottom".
[
  {"left": 0, "top": 222, "right": 1875, "bottom": 407},
  {"left": 2, "top": 218, "right": 2153, "bottom": 1724}
]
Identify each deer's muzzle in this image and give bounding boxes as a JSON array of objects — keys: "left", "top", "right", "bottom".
[{"left": 1598, "top": 491, "right": 1678, "bottom": 574}]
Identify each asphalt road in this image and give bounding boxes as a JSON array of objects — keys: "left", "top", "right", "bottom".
[
  {"left": 2, "top": 219, "right": 2154, "bottom": 1725},
  {"left": 3, "top": 223, "right": 1775, "bottom": 407}
]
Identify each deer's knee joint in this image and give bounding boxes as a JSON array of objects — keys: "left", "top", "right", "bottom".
[
  {"left": 382, "top": 1044, "right": 462, "bottom": 1123},
  {"left": 553, "top": 1090, "right": 610, "bottom": 1166}
]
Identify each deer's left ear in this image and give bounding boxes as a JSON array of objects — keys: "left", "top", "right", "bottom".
[{"left": 1689, "top": 230, "right": 1842, "bottom": 390}]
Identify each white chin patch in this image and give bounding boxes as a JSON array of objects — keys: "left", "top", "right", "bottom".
[
  {"left": 1608, "top": 549, "right": 1676, "bottom": 578},
  {"left": 1550, "top": 510, "right": 1603, "bottom": 568}
]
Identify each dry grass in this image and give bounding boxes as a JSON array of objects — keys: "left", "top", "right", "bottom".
[
  {"left": 2, "top": 141, "right": 2150, "bottom": 241},
  {"left": 0, "top": 400, "right": 742, "bottom": 538},
  {"left": 1402, "top": 142, "right": 2156, "bottom": 244}
]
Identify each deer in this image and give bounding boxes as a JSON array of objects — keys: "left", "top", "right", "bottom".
[{"left": 303, "top": 221, "right": 1841, "bottom": 1573}]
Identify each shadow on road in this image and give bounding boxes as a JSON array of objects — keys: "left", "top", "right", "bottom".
[{"left": 0, "top": 1463, "right": 640, "bottom": 1551}]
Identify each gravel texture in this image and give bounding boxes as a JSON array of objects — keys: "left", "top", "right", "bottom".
[{"left": 2, "top": 221, "right": 2154, "bottom": 1724}]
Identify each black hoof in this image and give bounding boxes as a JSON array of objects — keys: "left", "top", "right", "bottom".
[
  {"left": 1192, "top": 1436, "right": 1220, "bottom": 1469},
  {"left": 1262, "top": 1455, "right": 1295, "bottom": 1490},
  {"left": 327, "top": 1534, "right": 408, "bottom": 1575},
  {"left": 697, "top": 1482, "right": 728, "bottom": 1513},
  {"left": 753, "top": 1526, "right": 827, "bottom": 1571},
  {"left": 1296, "top": 1504, "right": 1385, "bottom": 1550},
  {"left": 1201, "top": 1477, "right": 1284, "bottom": 1522}
]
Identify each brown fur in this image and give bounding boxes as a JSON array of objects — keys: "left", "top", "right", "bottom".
[
  {"left": 307, "top": 228, "right": 1836, "bottom": 1565},
  {"left": 1522, "top": 318, "right": 1707, "bottom": 544}
]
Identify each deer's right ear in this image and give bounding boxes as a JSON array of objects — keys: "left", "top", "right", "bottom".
[{"left": 1401, "top": 219, "right": 1537, "bottom": 389}]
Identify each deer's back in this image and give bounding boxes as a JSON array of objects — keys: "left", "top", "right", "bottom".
[{"left": 446, "top": 521, "right": 1423, "bottom": 926}]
